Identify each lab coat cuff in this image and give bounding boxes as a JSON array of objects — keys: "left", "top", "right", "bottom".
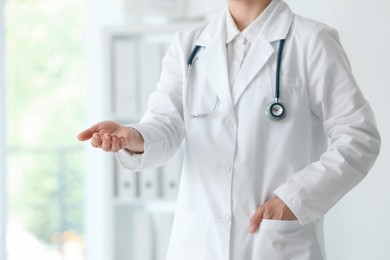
[
  {"left": 114, "top": 125, "right": 147, "bottom": 171},
  {"left": 115, "top": 124, "right": 165, "bottom": 172},
  {"left": 115, "top": 149, "right": 143, "bottom": 170},
  {"left": 273, "top": 186, "right": 312, "bottom": 225}
]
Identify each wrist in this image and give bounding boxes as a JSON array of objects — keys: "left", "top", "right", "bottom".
[{"left": 123, "top": 127, "right": 144, "bottom": 153}]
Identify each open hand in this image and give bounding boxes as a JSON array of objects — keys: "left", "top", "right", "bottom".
[{"left": 77, "top": 120, "right": 144, "bottom": 153}]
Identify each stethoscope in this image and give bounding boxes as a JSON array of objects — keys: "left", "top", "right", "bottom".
[{"left": 186, "top": 39, "right": 286, "bottom": 121}]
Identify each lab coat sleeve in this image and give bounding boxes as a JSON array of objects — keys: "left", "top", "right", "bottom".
[
  {"left": 115, "top": 32, "right": 186, "bottom": 172},
  {"left": 273, "top": 25, "right": 381, "bottom": 225}
]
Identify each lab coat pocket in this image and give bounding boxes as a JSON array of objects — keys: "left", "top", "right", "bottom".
[
  {"left": 252, "top": 219, "right": 321, "bottom": 260},
  {"left": 166, "top": 207, "right": 211, "bottom": 260},
  {"left": 251, "top": 76, "right": 302, "bottom": 102},
  {"left": 280, "top": 76, "right": 302, "bottom": 89}
]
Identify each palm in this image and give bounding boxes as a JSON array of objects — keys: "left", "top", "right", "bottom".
[
  {"left": 78, "top": 120, "right": 143, "bottom": 153},
  {"left": 78, "top": 121, "right": 125, "bottom": 141}
]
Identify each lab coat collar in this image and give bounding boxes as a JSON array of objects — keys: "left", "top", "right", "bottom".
[
  {"left": 241, "top": 0, "right": 279, "bottom": 44},
  {"left": 194, "top": 0, "right": 292, "bottom": 47},
  {"left": 193, "top": 0, "right": 294, "bottom": 107},
  {"left": 225, "top": 1, "right": 275, "bottom": 46},
  {"left": 232, "top": 0, "right": 294, "bottom": 105},
  {"left": 194, "top": 8, "right": 225, "bottom": 48},
  {"left": 193, "top": 11, "right": 234, "bottom": 116},
  {"left": 225, "top": 6, "right": 241, "bottom": 45},
  {"left": 261, "top": 0, "right": 293, "bottom": 42}
]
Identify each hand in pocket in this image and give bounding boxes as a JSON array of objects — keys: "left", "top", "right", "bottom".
[{"left": 249, "top": 196, "right": 297, "bottom": 233}]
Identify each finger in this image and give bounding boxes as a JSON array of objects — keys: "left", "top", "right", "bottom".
[
  {"left": 78, "top": 124, "right": 100, "bottom": 141},
  {"left": 91, "top": 133, "right": 102, "bottom": 148},
  {"left": 111, "top": 136, "right": 121, "bottom": 152},
  {"left": 249, "top": 206, "right": 264, "bottom": 233},
  {"left": 101, "top": 133, "right": 112, "bottom": 152}
]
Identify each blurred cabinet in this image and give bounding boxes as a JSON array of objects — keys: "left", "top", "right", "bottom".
[{"left": 105, "top": 22, "right": 200, "bottom": 260}]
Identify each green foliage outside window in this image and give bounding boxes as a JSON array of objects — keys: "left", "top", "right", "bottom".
[{"left": 6, "top": 0, "right": 84, "bottom": 246}]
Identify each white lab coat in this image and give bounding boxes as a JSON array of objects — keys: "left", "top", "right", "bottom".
[{"left": 116, "top": 0, "right": 381, "bottom": 259}]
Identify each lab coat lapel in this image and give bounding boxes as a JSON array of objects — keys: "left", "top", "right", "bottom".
[
  {"left": 195, "top": 9, "right": 234, "bottom": 114},
  {"left": 232, "top": 36, "right": 274, "bottom": 105},
  {"left": 232, "top": 0, "right": 294, "bottom": 105},
  {"left": 203, "top": 39, "right": 233, "bottom": 112}
]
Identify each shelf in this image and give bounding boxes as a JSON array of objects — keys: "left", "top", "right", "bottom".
[{"left": 113, "top": 198, "right": 177, "bottom": 212}]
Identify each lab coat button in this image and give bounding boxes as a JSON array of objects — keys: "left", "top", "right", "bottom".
[
  {"left": 220, "top": 215, "right": 231, "bottom": 223},
  {"left": 224, "top": 117, "right": 235, "bottom": 127},
  {"left": 223, "top": 164, "right": 232, "bottom": 172}
]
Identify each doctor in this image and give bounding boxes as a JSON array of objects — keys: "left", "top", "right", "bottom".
[{"left": 78, "top": 0, "right": 381, "bottom": 259}]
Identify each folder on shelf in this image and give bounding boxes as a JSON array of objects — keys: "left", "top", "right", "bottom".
[
  {"left": 139, "top": 168, "right": 161, "bottom": 199},
  {"left": 139, "top": 41, "right": 165, "bottom": 113},
  {"left": 115, "top": 161, "right": 137, "bottom": 199},
  {"left": 133, "top": 211, "right": 155, "bottom": 260},
  {"left": 162, "top": 150, "right": 183, "bottom": 199},
  {"left": 153, "top": 212, "right": 175, "bottom": 260},
  {"left": 112, "top": 39, "right": 139, "bottom": 116}
]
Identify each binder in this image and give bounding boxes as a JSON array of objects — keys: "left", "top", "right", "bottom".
[
  {"left": 153, "top": 212, "right": 175, "bottom": 260},
  {"left": 132, "top": 210, "right": 154, "bottom": 260},
  {"left": 138, "top": 40, "right": 165, "bottom": 113},
  {"left": 162, "top": 150, "right": 183, "bottom": 199},
  {"left": 139, "top": 168, "right": 161, "bottom": 199},
  {"left": 115, "top": 160, "right": 137, "bottom": 199},
  {"left": 112, "top": 38, "right": 139, "bottom": 116},
  {"left": 114, "top": 205, "right": 137, "bottom": 260}
]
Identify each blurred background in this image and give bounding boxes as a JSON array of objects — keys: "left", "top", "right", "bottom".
[
  {"left": 0, "top": 0, "right": 389, "bottom": 260},
  {"left": 3, "top": 0, "right": 83, "bottom": 259}
]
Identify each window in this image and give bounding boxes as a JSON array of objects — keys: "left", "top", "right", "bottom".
[{"left": 5, "top": 0, "right": 84, "bottom": 259}]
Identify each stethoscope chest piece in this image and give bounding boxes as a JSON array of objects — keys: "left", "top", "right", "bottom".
[{"left": 266, "top": 100, "right": 287, "bottom": 121}]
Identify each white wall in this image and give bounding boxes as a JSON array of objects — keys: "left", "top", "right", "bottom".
[
  {"left": 0, "top": 0, "right": 7, "bottom": 259},
  {"left": 283, "top": 0, "right": 390, "bottom": 259}
]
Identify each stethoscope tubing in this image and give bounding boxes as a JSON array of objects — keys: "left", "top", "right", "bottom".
[
  {"left": 275, "top": 39, "right": 285, "bottom": 102},
  {"left": 185, "top": 64, "right": 220, "bottom": 118},
  {"left": 187, "top": 45, "right": 202, "bottom": 66},
  {"left": 266, "top": 39, "right": 287, "bottom": 121},
  {"left": 186, "top": 45, "right": 220, "bottom": 118},
  {"left": 185, "top": 39, "right": 286, "bottom": 120}
]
